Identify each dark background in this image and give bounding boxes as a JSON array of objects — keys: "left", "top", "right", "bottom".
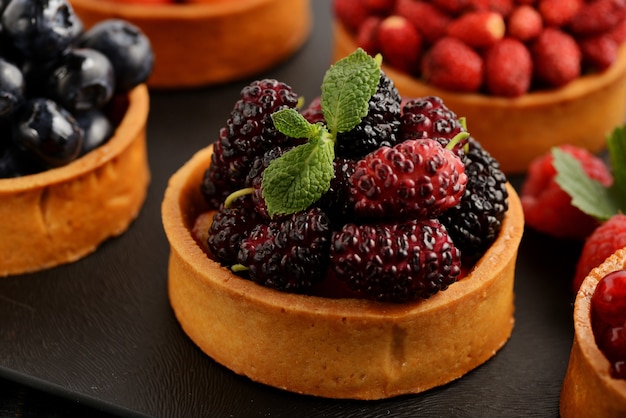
[{"left": 0, "top": 0, "right": 584, "bottom": 416}]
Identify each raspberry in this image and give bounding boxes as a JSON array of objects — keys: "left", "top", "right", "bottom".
[
  {"left": 507, "top": 5, "right": 543, "bottom": 42},
  {"left": 484, "top": 38, "right": 532, "bottom": 97},
  {"left": 207, "top": 194, "right": 260, "bottom": 266},
  {"left": 521, "top": 145, "right": 612, "bottom": 241},
  {"left": 531, "top": 28, "right": 581, "bottom": 88},
  {"left": 330, "top": 218, "right": 462, "bottom": 303},
  {"left": 377, "top": 15, "right": 422, "bottom": 73},
  {"left": 439, "top": 138, "right": 508, "bottom": 262},
  {"left": 422, "top": 37, "right": 484, "bottom": 93},
  {"left": 350, "top": 137, "right": 468, "bottom": 221},
  {"left": 573, "top": 214, "right": 626, "bottom": 291},
  {"left": 569, "top": 0, "right": 626, "bottom": 36},
  {"left": 236, "top": 207, "right": 332, "bottom": 292},
  {"left": 591, "top": 269, "right": 626, "bottom": 379},
  {"left": 394, "top": 0, "right": 451, "bottom": 45},
  {"left": 399, "top": 96, "right": 467, "bottom": 155},
  {"left": 201, "top": 79, "right": 301, "bottom": 208},
  {"left": 335, "top": 70, "right": 401, "bottom": 159},
  {"left": 537, "top": 0, "right": 582, "bottom": 27},
  {"left": 446, "top": 10, "right": 506, "bottom": 48}
]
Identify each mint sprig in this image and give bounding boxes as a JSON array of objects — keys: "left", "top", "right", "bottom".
[
  {"left": 261, "top": 48, "right": 381, "bottom": 217},
  {"left": 554, "top": 125, "right": 626, "bottom": 221}
]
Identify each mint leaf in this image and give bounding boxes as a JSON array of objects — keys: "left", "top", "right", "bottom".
[
  {"left": 553, "top": 147, "right": 620, "bottom": 221},
  {"left": 321, "top": 48, "right": 380, "bottom": 134},
  {"left": 261, "top": 133, "right": 335, "bottom": 217},
  {"left": 272, "top": 108, "right": 319, "bottom": 140},
  {"left": 607, "top": 125, "right": 626, "bottom": 210}
]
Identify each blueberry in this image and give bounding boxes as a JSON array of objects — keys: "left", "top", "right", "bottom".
[
  {"left": 78, "top": 19, "right": 154, "bottom": 93},
  {"left": 46, "top": 48, "right": 115, "bottom": 113},
  {"left": 0, "top": 137, "right": 43, "bottom": 177},
  {"left": 0, "top": 58, "right": 25, "bottom": 120},
  {"left": 13, "top": 98, "right": 83, "bottom": 167},
  {"left": 2, "top": 0, "right": 80, "bottom": 61},
  {"left": 74, "top": 109, "right": 113, "bottom": 155}
]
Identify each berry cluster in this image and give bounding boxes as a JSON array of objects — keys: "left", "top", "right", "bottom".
[
  {"left": 195, "top": 51, "right": 509, "bottom": 303},
  {"left": 591, "top": 269, "right": 626, "bottom": 380},
  {"left": 0, "top": 0, "right": 153, "bottom": 178},
  {"left": 334, "top": 0, "right": 626, "bottom": 96}
]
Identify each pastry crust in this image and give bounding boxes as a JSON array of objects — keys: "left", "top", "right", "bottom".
[
  {"left": 70, "top": 0, "right": 312, "bottom": 89},
  {"left": 162, "top": 144, "right": 525, "bottom": 400},
  {"left": 0, "top": 84, "right": 150, "bottom": 277},
  {"left": 333, "top": 20, "right": 626, "bottom": 174},
  {"left": 561, "top": 248, "right": 626, "bottom": 417}
]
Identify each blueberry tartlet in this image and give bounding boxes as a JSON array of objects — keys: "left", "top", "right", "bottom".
[{"left": 162, "top": 50, "right": 524, "bottom": 398}]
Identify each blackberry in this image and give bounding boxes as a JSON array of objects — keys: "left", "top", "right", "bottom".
[
  {"left": 400, "top": 96, "right": 467, "bottom": 156},
  {"left": 335, "top": 70, "right": 401, "bottom": 159},
  {"left": 439, "top": 138, "right": 508, "bottom": 262},
  {"left": 330, "top": 218, "right": 461, "bottom": 303},
  {"left": 207, "top": 194, "right": 259, "bottom": 266},
  {"left": 201, "top": 79, "right": 302, "bottom": 208},
  {"left": 236, "top": 207, "right": 332, "bottom": 292}
]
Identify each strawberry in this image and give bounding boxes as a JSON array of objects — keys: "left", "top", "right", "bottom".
[
  {"left": 349, "top": 137, "right": 467, "bottom": 220},
  {"left": 569, "top": 0, "right": 626, "bottom": 36},
  {"left": 507, "top": 5, "right": 542, "bottom": 42},
  {"left": 394, "top": 0, "right": 451, "bottom": 44},
  {"left": 469, "top": 0, "right": 514, "bottom": 16},
  {"left": 484, "top": 38, "right": 532, "bottom": 97},
  {"left": 334, "top": 0, "right": 370, "bottom": 33},
  {"left": 537, "top": 0, "right": 582, "bottom": 27},
  {"left": 520, "top": 145, "right": 612, "bottom": 241},
  {"left": 364, "top": 0, "right": 396, "bottom": 14},
  {"left": 432, "top": 0, "right": 472, "bottom": 14},
  {"left": 422, "top": 37, "right": 484, "bottom": 92},
  {"left": 446, "top": 10, "right": 506, "bottom": 48},
  {"left": 573, "top": 214, "right": 626, "bottom": 291},
  {"left": 531, "top": 28, "right": 581, "bottom": 87},
  {"left": 377, "top": 15, "right": 422, "bottom": 73},
  {"left": 579, "top": 34, "right": 619, "bottom": 71},
  {"left": 356, "top": 16, "right": 382, "bottom": 56}
]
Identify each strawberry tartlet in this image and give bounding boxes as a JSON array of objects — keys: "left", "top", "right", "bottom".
[
  {"left": 162, "top": 49, "right": 525, "bottom": 399},
  {"left": 70, "top": 0, "right": 312, "bottom": 88},
  {"left": 332, "top": 0, "right": 626, "bottom": 173},
  {"left": 561, "top": 247, "right": 626, "bottom": 417}
]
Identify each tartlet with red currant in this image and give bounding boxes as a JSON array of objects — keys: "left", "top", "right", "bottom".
[
  {"left": 0, "top": 0, "right": 153, "bottom": 276},
  {"left": 69, "top": 0, "right": 312, "bottom": 88},
  {"left": 333, "top": 0, "right": 626, "bottom": 173},
  {"left": 162, "top": 49, "right": 524, "bottom": 399}
]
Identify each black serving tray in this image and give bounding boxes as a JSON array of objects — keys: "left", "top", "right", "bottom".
[{"left": 0, "top": 1, "right": 584, "bottom": 416}]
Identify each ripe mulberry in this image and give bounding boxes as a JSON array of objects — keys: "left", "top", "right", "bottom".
[
  {"left": 439, "top": 138, "right": 508, "bottom": 262},
  {"left": 335, "top": 70, "right": 401, "bottom": 159},
  {"left": 201, "top": 79, "right": 302, "bottom": 208},
  {"left": 330, "top": 218, "right": 461, "bottom": 302},
  {"left": 350, "top": 138, "right": 467, "bottom": 221},
  {"left": 318, "top": 157, "right": 357, "bottom": 228},
  {"left": 236, "top": 207, "right": 332, "bottom": 292}
]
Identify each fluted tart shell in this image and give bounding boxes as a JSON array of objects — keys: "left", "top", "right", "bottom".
[
  {"left": 70, "top": 0, "right": 312, "bottom": 89},
  {"left": 0, "top": 84, "right": 150, "bottom": 277},
  {"left": 333, "top": 20, "right": 626, "bottom": 174},
  {"left": 561, "top": 248, "right": 626, "bottom": 417},
  {"left": 161, "top": 144, "right": 525, "bottom": 400}
]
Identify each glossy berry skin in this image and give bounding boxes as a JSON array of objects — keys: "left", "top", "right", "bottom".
[
  {"left": 12, "top": 98, "right": 83, "bottom": 167},
  {"left": 330, "top": 218, "right": 461, "bottom": 303},
  {"left": 350, "top": 138, "right": 467, "bottom": 221},
  {"left": 2, "top": 0, "right": 80, "bottom": 60},
  {"left": 439, "top": 138, "right": 508, "bottom": 262},
  {"left": 0, "top": 58, "right": 25, "bottom": 120},
  {"left": 591, "top": 269, "right": 626, "bottom": 379},
  {"left": 236, "top": 207, "right": 332, "bottom": 292},
  {"left": 46, "top": 48, "right": 115, "bottom": 113},
  {"left": 78, "top": 19, "right": 154, "bottom": 93},
  {"left": 74, "top": 109, "right": 113, "bottom": 155}
]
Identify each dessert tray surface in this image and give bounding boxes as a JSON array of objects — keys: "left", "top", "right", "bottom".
[{"left": 0, "top": 1, "right": 582, "bottom": 416}]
